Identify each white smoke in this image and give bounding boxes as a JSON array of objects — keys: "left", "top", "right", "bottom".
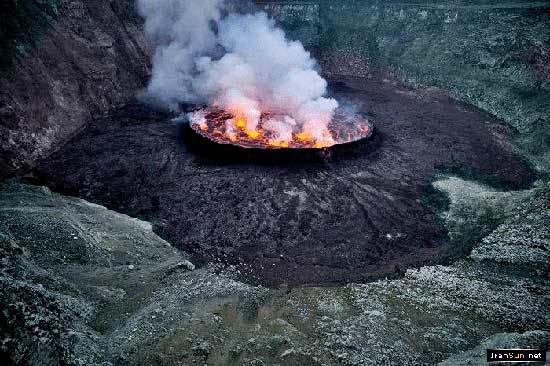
[{"left": 137, "top": 0, "right": 338, "bottom": 143}]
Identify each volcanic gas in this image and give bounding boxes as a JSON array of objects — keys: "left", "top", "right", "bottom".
[
  {"left": 189, "top": 107, "right": 373, "bottom": 149},
  {"left": 137, "top": 0, "right": 360, "bottom": 150}
]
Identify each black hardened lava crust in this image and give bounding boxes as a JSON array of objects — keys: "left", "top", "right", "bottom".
[{"left": 34, "top": 74, "right": 536, "bottom": 286}]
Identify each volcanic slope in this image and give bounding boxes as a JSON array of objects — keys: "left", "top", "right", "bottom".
[{"left": 34, "top": 74, "right": 535, "bottom": 285}]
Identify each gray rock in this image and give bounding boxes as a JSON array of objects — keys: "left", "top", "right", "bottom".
[{"left": 177, "top": 260, "right": 196, "bottom": 271}]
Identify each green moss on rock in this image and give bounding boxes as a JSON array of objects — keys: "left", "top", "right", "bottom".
[{"left": 0, "top": 0, "right": 62, "bottom": 77}]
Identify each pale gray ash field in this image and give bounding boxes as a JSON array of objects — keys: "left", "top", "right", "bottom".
[{"left": 1, "top": 1, "right": 549, "bottom": 365}]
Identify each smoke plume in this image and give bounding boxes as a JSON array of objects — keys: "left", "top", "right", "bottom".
[{"left": 137, "top": 0, "right": 338, "bottom": 143}]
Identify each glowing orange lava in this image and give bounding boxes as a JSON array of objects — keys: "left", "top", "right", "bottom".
[
  {"left": 236, "top": 118, "right": 246, "bottom": 129},
  {"left": 245, "top": 130, "right": 261, "bottom": 139},
  {"left": 190, "top": 108, "right": 373, "bottom": 149},
  {"left": 295, "top": 133, "right": 313, "bottom": 142}
]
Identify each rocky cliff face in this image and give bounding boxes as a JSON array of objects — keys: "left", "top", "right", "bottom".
[
  {"left": 0, "top": 0, "right": 151, "bottom": 178},
  {"left": 262, "top": 0, "right": 550, "bottom": 176}
]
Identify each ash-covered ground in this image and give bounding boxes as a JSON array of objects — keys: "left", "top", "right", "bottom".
[{"left": 34, "top": 71, "right": 535, "bottom": 285}]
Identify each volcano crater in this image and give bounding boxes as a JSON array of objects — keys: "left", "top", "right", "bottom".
[{"left": 33, "top": 74, "right": 536, "bottom": 285}]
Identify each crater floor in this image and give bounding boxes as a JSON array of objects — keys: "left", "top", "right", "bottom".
[{"left": 34, "top": 74, "right": 535, "bottom": 285}]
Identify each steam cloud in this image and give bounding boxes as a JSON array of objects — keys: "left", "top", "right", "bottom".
[{"left": 137, "top": 0, "right": 338, "bottom": 143}]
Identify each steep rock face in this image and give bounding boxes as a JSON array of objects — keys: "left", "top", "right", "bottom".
[{"left": 0, "top": 0, "right": 151, "bottom": 178}]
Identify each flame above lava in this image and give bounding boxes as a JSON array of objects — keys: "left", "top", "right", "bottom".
[{"left": 189, "top": 108, "right": 373, "bottom": 149}]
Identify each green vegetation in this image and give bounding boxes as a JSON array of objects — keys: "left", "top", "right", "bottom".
[
  {"left": 515, "top": 119, "right": 550, "bottom": 179},
  {"left": 0, "top": 0, "right": 62, "bottom": 77}
]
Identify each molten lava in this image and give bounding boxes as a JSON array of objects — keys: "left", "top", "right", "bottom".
[{"left": 189, "top": 108, "right": 373, "bottom": 149}]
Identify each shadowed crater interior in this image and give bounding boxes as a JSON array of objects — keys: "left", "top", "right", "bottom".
[{"left": 33, "top": 74, "right": 536, "bottom": 285}]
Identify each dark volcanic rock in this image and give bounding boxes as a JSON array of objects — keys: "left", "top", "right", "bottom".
[
  {"left": 34, "top": 75, "right": 535, "bottom": 285},
  {"left": 0, "top": 0, "right": 151, "bottom": 179}
]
